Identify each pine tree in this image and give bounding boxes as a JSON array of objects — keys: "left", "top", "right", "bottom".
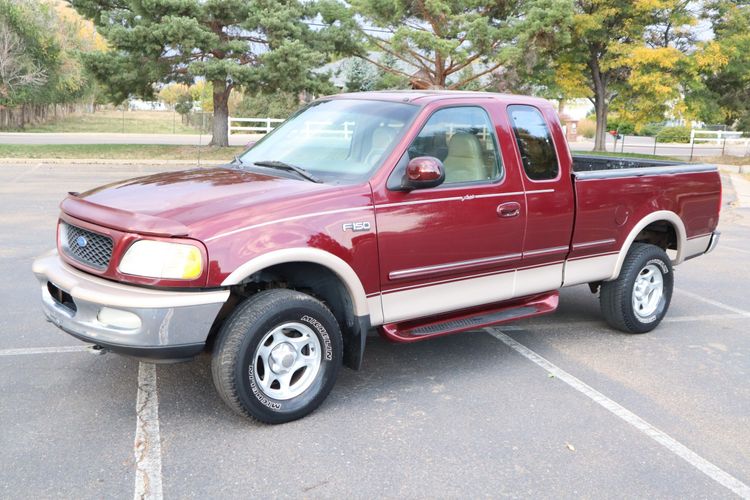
[
  {"left": 70, "top": 0, "right": 351, "bottom": 146},
  {"left": 347, "top": 0, "right": 572, "bottom": 90}
]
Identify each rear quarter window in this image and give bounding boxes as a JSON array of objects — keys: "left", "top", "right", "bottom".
[{"left": 507, "top": 105, "right": 559, "bottom": 181}]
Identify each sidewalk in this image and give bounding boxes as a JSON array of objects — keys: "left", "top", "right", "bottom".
[
  {"left": 729, "top": 173, "right": 750, "bottom": 209},
  {"left": 717, "top": 165, "right": 750, "bottom": 209}
]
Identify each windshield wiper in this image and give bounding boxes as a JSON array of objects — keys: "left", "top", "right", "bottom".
[{"left": 252, "top": 160, "right": 322, "bottom": 183}]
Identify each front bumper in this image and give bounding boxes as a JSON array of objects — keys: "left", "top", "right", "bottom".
[{"left": 32, "top": 251, "right": 230, "bottom": 361}]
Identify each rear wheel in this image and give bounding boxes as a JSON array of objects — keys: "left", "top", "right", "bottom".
[
  {"left": 600, "top": 243, "right": 673, "bottom": 333},
  {"left": 211, "top": 289, "right": 342, "bottom": 424}
]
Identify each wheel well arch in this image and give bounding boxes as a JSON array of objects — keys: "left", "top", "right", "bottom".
[
  {"left": 220, "top": 248, "right": 370, "bottom": 316},
  {"left": 212, "top": 249, "right": 373, "bottom": 369},
  {"left": 609, "top": 210, "right": 687, "bottom": 280}
]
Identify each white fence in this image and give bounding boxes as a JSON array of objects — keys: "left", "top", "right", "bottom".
[
  {"left": 690, "top": 129, "right": 745, "bottom": 145},
  {"left": 303, "top": 121, "right": 355, "bottom": 140},
  {"left": 228, "top": 117, "right": 284, "bottom": 134}
]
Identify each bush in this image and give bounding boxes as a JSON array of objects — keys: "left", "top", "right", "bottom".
[
  {"left": 236, "top": 92, "right": 300, "bottom": 119},
  {"left": 639, "top": 123, "right": 665, "bottom": 137},
  {"left": 606, "top": 117, "right": 635, "bottom": 135},
  {"left": 577, "top": 118, "right": 596, "bottom": 139},
  {"left": 656, "top": 126, "right": 691, "bottom": 143}
]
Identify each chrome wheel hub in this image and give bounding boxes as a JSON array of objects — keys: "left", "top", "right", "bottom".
[
  {"left": 632, "top": 264, "right": 664, "bottom": 318},
  {"left": 252, "top": 322, "right": 321, "bottom": 400},
  {"left": 269, "top": 343, "right": 296, "bottom": 374}
]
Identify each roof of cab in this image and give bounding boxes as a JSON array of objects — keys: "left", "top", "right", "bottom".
[{"left": 324, "top": 90, "right": 551, "bottom": 107}]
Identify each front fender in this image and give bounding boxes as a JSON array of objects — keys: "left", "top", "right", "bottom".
[{"left": 220, "top": 247, "right": 377, "bottom": 321}]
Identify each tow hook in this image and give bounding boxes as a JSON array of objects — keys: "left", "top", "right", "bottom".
[{"left": 87, "top": 344, "right": 108, "bottom": 356}]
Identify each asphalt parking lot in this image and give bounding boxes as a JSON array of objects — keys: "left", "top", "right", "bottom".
[{"left": 1, "top": 162, "right": 749, "bottom": 498}]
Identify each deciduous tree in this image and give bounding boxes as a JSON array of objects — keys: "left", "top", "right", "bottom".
[{"left": 699, "top": 0, "right": 750, "bottom": 132}]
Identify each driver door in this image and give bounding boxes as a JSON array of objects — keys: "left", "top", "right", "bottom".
[{"left": 372, "top": 103, "right": 527, "bottom": 324}]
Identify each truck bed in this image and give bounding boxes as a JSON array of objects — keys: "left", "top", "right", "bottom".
[
  {"left": 564, "top": 154, "right": 721, "bottom": 287},
  {"left": 571, "top": 154, "right": 715, "bottom": 178}
]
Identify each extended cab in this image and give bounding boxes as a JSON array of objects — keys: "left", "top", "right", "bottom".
[{"left": 33, "top": 91, "right": 721, "bottom": 423}]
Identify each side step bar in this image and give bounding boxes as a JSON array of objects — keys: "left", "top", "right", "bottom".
[{"left": 379, "top": 291, "right": 559, "bottom": 343}]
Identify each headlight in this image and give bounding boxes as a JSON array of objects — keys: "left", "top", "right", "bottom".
[{"left": 118, "top": 240, "right": 203, "bottom": 280}]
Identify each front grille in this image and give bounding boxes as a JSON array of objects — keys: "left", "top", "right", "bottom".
[{"left": 60, "top": 222, "right": 113, "bottom": 270}]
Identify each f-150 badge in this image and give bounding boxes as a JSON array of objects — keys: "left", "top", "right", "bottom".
[{"left": 342, "top": 221, "right": 371, "bottom": 232}]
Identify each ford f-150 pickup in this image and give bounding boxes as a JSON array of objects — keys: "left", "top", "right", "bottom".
[{"left": 32, "top": 91, "right": 721, "bottom": 423}]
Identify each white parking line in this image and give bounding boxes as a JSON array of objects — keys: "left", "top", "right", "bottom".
[
  {"left": 0, "top": 345, "right": 89, "bottom": 356},
  {"left": 134, "top": 363, "right": 163, "bottom": 500},
  {"left": 487, "top": 328, "right": 750, "bottom": 499},
  {"left": 676, "top": 289, "right": 750, "bottom": 317}
]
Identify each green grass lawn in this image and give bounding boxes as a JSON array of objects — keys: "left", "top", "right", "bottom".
[
  {"left": 0, "top": 144, "right": 243, "bottom": 161},
  {"left": 17, "top": 110, "right": 200, "bottom": 134}
]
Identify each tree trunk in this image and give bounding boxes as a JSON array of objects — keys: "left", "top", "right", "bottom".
[
  {"left": 587, "top": 49, "right": 610, "bottom": 152},
  {"left": 209, "top": 80, "right": 232, "bottom": 147},
  {"left": 593, "top": 96, "right": 608, "bottom": 152}
]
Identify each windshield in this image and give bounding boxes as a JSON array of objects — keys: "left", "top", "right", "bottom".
[{"left": 239, "top": 99, "right": 419, "bottom": 183}]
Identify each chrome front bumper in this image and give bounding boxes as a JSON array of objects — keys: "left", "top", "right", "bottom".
[{"left": 32, "top": 251, "right": 230, "bottom": 360}]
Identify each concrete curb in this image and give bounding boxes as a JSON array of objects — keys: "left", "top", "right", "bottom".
[
  {"left": 728, "top": 173, "right": 750, "bottom": 209},
  {"left": 0, "top": 158, "right": 226, "bottom": 166},
  {"left": 717, "top": 164, "right": 750, "bottom": 174}
]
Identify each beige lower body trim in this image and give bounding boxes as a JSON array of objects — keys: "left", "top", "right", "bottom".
[
  {"left": 515, "top": 263, "right": 563, "bottom": 297},
  {"left": 683, "top": 235, "right": 711, "bottom": 260},
  {"left": 367, "top": 296, "right": 384, "bottom": 327},
  {"left": 563, "top": 253, "right": 619, "bottom": 287},
  {"left": 374, "top": 262, "right": 564, "bottom": 325},
  {"left": 380, "top": 270, "right": 516, "bottom": 324}
]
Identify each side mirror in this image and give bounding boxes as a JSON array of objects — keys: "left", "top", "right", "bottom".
[{"left": 401, "top": 156, "right": 445, "bottom": 191}]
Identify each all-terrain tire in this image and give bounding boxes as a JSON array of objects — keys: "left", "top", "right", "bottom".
[
  {"left": 600, "top": 243, "right": 673, "bottom": 334},
  {"left": 211, "top": 289, "right": 343, "bottom": 424}
]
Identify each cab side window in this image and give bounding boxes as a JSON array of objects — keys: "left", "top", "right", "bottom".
[
  {"left": 507, "top": 105, "right": 559, "bottom": 181},
  {"left": 407, "top": 107, "right": 502, "bottom": 184}
]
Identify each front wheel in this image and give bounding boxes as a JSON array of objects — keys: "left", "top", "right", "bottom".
[
  {"left": 600, "top": 243, "right": 674, "bottom": 334},
  {"left": 211, "top": 289, "right": 343, "bottom": 424}
]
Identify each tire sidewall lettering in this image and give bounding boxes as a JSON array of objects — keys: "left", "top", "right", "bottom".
[
  {"left": 247, "top": 363, "right": 282, "bottom": 411},
  {"left": 645, "top": 257, "right": 669, "bottom": 275},
  {"left": 300, "top": 314, "right": 333, "bottom": 361},
  {"left": 640, "top": 313, "right": 658, "bottom": 324}
]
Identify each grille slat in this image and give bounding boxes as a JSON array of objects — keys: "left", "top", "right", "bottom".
[{"left": 61, "top": 222, "right": 113, "bottom": 270}]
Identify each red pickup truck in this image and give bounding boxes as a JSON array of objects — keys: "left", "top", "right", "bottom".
[{"left": 33, "top": 91, "right": 721, "bottom": 423}]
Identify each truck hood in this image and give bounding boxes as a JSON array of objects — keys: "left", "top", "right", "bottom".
[{"left": 61, "top": 167, "right": 364, "bottom": 238}]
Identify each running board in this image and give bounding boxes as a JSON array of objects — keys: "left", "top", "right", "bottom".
[{"left": 379, "top": 291, "right": 559, "bottom": 343}]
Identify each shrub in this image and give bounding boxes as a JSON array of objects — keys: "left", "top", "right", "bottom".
[
  {"left": 577, "top": 118, "right": 596, "bottom": 139},
  {"left": 656, "top": 126, "right": 691, "bottom": 143},
  {"left": 606, "top": 117, "right": 635, "bottom": 135},
  {"left": 639, "top": 123, "right": 665, "bottom": 137},
  {"left": 236, "top": 91, "right": 300, "bottom": 119}
]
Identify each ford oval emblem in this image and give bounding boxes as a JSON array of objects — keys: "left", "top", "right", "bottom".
[{"left": 75, "top": 235, "right": 88, "bottom": 248}]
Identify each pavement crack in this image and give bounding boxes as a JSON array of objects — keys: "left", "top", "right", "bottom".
[{"left": 133, "top": 363, "right": 163, "bottom": 500}]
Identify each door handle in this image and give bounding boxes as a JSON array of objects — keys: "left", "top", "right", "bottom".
[{"left": 497, "top": 202, "right": 521, "bottom": 218}]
